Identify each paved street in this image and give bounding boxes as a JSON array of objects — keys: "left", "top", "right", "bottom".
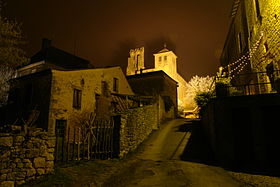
[
  {"left": 21, "top": 118, "right": 280, "bottom": 187},
  {"left": 114, "top": 118, "right": 243, "bottom": 187}
]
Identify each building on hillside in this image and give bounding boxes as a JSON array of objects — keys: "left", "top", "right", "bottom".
[
  {"left": 204, "top": 0, "right": 280, "bottom": 170},
  {"left": 126, "top": 46, "right": 188, "bottom": 111},
  {"left": 5, "top": 67, "right": 134, "bottom": 134},
  {"left": 220, "top": 0, "right": 280, "bottom": 95},
  {"left": 1, "top": 39, "right": 134, "bottom": 134},
  {"left": 0, "top": 39, "right": 165, "bottom": 161},
  {"left": 127, "top": 70, "right": 178, "bottom": 122}
]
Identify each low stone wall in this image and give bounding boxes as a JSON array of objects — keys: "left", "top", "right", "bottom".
[
  {"left": 119, "top": 104, "right": 158, "bottom": 157},
  {"left": 0, "top": 129, "right": 56, "bottom": 186}
]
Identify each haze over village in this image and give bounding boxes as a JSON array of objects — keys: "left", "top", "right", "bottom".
[{"left": 0, "top": 0, "right": 280, "bottom": 186}]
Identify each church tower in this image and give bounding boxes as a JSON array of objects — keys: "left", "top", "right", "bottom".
[
  {"left": 127, "top": 47, "right": 145, "bottom": 76},
  {"left": 153, "top": 44, "right": 178, "bottom": 80}
]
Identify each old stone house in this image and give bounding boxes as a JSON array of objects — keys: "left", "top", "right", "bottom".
[
  {"left": 126, "top": 46, "right": 187, "bottom": 111},
  {"left": 1, "top": 39, "right": 134, "bottom": 134},
  {"left": 202, "top": 0, "right": 280, "bottom": 170},
  {"left": 0, "top": 39, "right": 165, "bottom": 163},
  {"left": 127, "top": 70, "right": 178, "bottom": 122},
  {"left": 6, "top": 67, "right": 133, "bottom": 133},
  {"left": 220, "top": 0, "right": 280, "bottom": 94}
]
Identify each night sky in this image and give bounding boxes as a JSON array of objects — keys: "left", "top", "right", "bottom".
[{"left": 4, "top": 0, "right": 233, "bottom": 80}]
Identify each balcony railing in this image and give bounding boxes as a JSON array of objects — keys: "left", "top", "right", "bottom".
[{"left": 215, "top": 70, "right": 280, "bottom": 97}]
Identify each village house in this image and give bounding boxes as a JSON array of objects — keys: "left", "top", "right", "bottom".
[
  {"left": 127, "top": 70, "right": 178, "bottom": 122},
  {"left": 126, "top": 46, "right": 188, "bottom": 111},
  {"left": 0, "top": 39, "right": 166, "bottom": 185},
  {"left": 1, "top": 39, "right": 134, "bottom": 134},
  {"left": 1, "top": 38, "right": 169, "bottom": 162},
  {"left": 202, "top": 0, "right": 280, "bottom": 170},
  {"left": 220, "top": 0, "right": 280, "bottom": 94}
]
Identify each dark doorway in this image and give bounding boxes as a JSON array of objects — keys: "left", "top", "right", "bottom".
[
  {"left": 113, "top": 115, "right": 121, "bottom": 158},
  {"left": 55, "top": 119, "right": 66, "bottom": 162}
]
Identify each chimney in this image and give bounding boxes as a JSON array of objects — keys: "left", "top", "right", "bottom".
[{"left": 42, "top": 38, "right": 52, "bottom": 50}]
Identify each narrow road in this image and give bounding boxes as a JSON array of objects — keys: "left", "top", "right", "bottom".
[{"left": 116, "top": 118, "right": 243, "bottom": 187}]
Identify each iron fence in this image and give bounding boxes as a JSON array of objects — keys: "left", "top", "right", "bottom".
[
  {"left": 55, "top": 117, "right": 119, "bottom": 163},
  {"left": 215, "top": 70, "right": 280, "bottom": 96}
]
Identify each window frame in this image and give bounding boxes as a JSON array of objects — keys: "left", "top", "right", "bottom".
[
  {"left": 113, "top": 77, "right": 119, "bottom": 93},
  {"left": 73, "top": 88, "right": 82, "bottom": 109}
]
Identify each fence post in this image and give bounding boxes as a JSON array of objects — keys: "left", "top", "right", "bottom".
[
  {"left": 87, "top": 132, "right": 90, "bottom": 160},
  {"left": 78, "top": 128, "right": 80, "bottom": 161},
  {"left": 83, "top": 131, "right": 86, "bottom": 160},
  {"left": 73, "top": 127, "right": 76, "bottom": 160},
  {"left": 67, "top": 126, "right": 70, "bottom": 162}
]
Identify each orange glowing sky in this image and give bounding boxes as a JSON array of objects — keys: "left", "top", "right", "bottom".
[{"left": 4, "top": 0, "right": 233, "bottom": 80}]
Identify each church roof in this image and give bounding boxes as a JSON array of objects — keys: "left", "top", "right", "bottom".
[{"left": 157, "top": 47, "right": 170, "bottom": 54}]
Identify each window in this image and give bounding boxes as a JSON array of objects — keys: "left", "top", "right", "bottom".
[
  {"left": 238, "top": 33, "right": 243, "bottom": 53},
  {"left": 102, "top": 81, "right": 110, "bottom": 97},
  {"left": 73, "top": 89, "right": 82, "bottom": 109},
  {"left": 164, "top": 56, "right": 167, "bottom": 61},
  {"left": 113, "top": 78, "right": 119, "bottom": 92},
  {"left": 264, "top": 42, "right": 268, "bottom": 53},
  {"left": 159, "top": 56, "right": 162, "bottom": 62},
  {"left": 136, "top": 54, "right": 140, "bottom": 66},
  {"left": 254, "top": 0, "right": 261, "bottom": 21}
]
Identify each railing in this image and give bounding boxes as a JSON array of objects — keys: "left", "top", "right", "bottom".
[{"left": 215, "top": 70, "right": 280, "bottom": 97}]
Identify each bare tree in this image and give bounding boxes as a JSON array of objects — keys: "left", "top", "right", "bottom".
[
  {"left": 184, "top": 75, "right": 215, "bottom": 110},
  {"left": 0, "top": 1, "right": 29, "bottom": 105},
  {"left": 0, "top": 66, "right": 13, "bottom": 106}
]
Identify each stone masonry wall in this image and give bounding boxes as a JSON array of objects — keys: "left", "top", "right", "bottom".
[
  {"left": 0, "top": 129, "right": 56, "bottom": 186},
  {"left": 119, "top": 104, "right": 158, "bottom": 158},
  {"left": 245, "top": 0, "right": 280, "bottom": 92}
]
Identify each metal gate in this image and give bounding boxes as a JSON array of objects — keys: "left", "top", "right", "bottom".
[{"left": 55, "top": 116, "right": 117, "bottom": 163}]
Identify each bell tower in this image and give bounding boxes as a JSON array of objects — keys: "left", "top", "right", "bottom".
[
  {"left": 153, "top": 44, "right": 178, "bottom": 79},
  {"left": 127, "top": 47, "right": 145, "bottom": 75}
]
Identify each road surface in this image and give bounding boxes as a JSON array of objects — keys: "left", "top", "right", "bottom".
[{"left": 115, "top": 118, "right": 243, "bottom": 187}]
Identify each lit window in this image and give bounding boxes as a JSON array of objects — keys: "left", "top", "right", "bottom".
[
  {"left": 113, "top": 78, "right": 119, "bottom": 92},
  {"left": 159, "top": 56, "right": 162, "bottom": 62},
  {"left": 164, "top": 56, "right": 167, "bottom": 61},
  {"left": 73, "top": 89, "right": 82, "bottom": 109}
]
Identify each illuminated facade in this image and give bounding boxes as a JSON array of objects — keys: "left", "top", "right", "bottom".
[
  {"left": 221, "top": 0, "right": 280, "bottom": 94},
  {"left": 3, "top": 39, "right": 134, "bottom": 134},
  {"left": 126, "top": 46, "right": 187, "bottom": 110},
  {"left": 47, "top": 67, "right": 134, "bottom": 134},
  {"left": 7, "top": 67, "right": 134, "bottom": 134},
  {"left": 127, "top": 47, "right": 145, "bottom": 75}
]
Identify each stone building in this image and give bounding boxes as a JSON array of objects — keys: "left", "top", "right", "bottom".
[
  {"left": 2, "top": 39, "right": 134, "bottom": 135},
  {"left": 6, "top": 67, "right": 133, "bottom": 134},
  {"left": 127, "top": 70, "right": 178, "bottom": 122},
  {"left": 220, "top": 0, "right": 280, "bottom": 94},
  {"left": 204, "top": 0, "right": 280, "bottom": 170},
  {"left": 0, "top": 39, "right": 163, "bottom": 164},
  {"left": 126, "top": 46, "right": 188, "bottom": 111}
]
